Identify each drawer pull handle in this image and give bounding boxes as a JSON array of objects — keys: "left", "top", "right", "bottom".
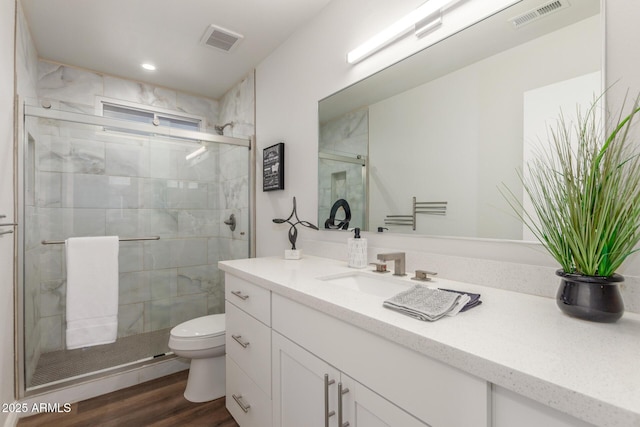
[
  {"left": 231, "top": 290, "right": 249, "bottom": 300},
  {"left": 232, "top": 393, "right": 251, "bottom": 413},
  {"left": 232, "top": 334, "right": 250, "bottom": 348},
  {"left": 324, "top": 374, "right": 335, "bottom": 427},
  {"left": 338, "top": 382, "right": 350, "bottom": 427}
]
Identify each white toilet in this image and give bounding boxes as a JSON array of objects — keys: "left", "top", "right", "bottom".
[{"left": 168, "top": 314, "right": 226, "bottom": 403}]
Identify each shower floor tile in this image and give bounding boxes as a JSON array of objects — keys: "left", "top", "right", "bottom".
[{"left": 29, "top": 328, "right": 172, "bottom": 388}]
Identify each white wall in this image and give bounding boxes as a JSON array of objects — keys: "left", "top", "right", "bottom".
[
  {"left": 0, "top": 0, "right": 16, "bottom": 425},
  {"left": 522, "top": 71, "right": 602, "bottom": 241},
  {"left": 255, "top": 1, "right": 640, "bottom": 312},
  {"left": 369, "top": 72, "right": 480, "bottom": 237},
  {"left": 605, "top": 3, "right": 640, "bottom": 109}
]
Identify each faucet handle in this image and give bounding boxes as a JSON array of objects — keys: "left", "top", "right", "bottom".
[
  {"left": 369, "top": 262, "right": 389, "bottom": 273},
  {"left": 412, "top": 269, "right": 438, "bottom": 282}
]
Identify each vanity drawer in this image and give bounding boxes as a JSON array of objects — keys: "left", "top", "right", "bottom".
[
  {"left": 225, "top": 274, "right": 271, "bottom": 325},
  {"left": 226, "top": 356, "right": 272, "bottom": 427},
  {"left": 225, "top": 301, "right": 271, "bottom": 396}
]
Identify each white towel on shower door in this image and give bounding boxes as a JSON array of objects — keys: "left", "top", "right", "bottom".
[{"left": 65, "top": 236, "right": 119, "bottom": 349}]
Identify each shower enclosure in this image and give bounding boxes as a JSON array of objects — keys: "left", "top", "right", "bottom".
[{"left": 17, "top": 101, "right": 254, "bottom": 396}]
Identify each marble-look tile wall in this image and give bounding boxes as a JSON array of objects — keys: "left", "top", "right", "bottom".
[
  {"left": 218, "top": 72, "right": 255, "bottom": 139},
  {"left": 318, "top": 109, "right": 368, "bottom": 229},
  {"left": 216, "top": 71, "right": 254, "bottom": 282},
  {"left": 22, "top": 60, "right": 253, "bottom": 365}
]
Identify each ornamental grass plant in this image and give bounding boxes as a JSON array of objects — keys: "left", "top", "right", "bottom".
[{"left": 502, "top": 96, "right": 640, "bottom": 277}]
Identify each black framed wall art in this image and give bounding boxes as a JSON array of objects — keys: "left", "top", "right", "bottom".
[{"left": 263, "top": 142, "right": 285, "bottom": 191}]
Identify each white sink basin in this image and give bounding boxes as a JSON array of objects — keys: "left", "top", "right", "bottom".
[{"left": 318, "top": 271, "right": 412, "bottom": 298}]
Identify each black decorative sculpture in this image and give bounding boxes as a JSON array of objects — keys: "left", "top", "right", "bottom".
[
  {"left": 273, "top": 197, "right": 318, "bottom": 254},
  {"left": 324, "top": 198, "right": 351, "bottom": 230}
]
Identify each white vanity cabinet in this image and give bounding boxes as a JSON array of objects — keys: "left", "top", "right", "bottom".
[
  {"left": 220, "top": 257, "right": 639, "bottom": 427},
  {"left": 223, "top": 271, "right": 488, "bottom": 427},
  {"left": 224, "top": 274, "right": 272, "bottom": 427},
  {"left": 272, "top": 331, "right": 429, "bottom": 427},
  {"left": 271, "top": 294, "right": 489, "bottom": 427}
]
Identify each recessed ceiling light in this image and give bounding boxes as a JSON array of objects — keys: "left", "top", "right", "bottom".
[{"left": 141, "top": 63, "right": 156, "bottom": 71}]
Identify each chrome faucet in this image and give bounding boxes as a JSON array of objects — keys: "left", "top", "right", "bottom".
[{"left": 376, "top": 252, "right": 406, "bottom": 276}]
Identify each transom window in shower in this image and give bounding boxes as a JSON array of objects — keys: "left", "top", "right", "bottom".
[{"left": 99, "top": 98, "right": 204, "bottom": 133}]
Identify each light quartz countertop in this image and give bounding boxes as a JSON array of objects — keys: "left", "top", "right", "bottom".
[{"left": 219, "top": 255, "right": 640, "bottom": 427}]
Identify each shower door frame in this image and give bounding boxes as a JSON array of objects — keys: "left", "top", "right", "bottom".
[{"left": 16, "top": 100, "right": 256, "bottom": 398}]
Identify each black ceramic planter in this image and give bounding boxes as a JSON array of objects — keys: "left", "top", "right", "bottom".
[{"left": 556, "top": 270, "right": 624, "bottom": 323}]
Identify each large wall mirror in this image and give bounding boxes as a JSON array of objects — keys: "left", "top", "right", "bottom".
[{"left": 318, "top": 0, "right": 601, "bottom": 240}]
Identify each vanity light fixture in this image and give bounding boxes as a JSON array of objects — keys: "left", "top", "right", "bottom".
[
  {"left": 415, "top": 12, "right": 443, "bottom": 38},
  {"left": 141, "top": 63, "right": 156, "bottom": 71},
  {"left": 347, "top": 0, "right": 455, "bottom": 64}
]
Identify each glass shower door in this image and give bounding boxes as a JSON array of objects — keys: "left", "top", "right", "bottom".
[{"left": 20, "top": 106, "right": 251, "bottom": 393}]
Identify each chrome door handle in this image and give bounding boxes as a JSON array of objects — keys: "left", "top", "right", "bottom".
[
  {"left": 338, "top": 382, "right": 350, "bottom": 427},
  {"left": 232, "top": 334, "right": 250, "bottom": 348},
  {"left": 231, "top": 290, "right": 249, "bottom": 300},
  {"left": 324, "top": 374, "right": 335, "bottom": 427},
  {"left": 232, "top": 393, "right": 251, "bottom": 413}
]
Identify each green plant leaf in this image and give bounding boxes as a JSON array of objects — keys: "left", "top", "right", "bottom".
[{"left": 501, "top": 94, "right": 640, "bottom": 277}]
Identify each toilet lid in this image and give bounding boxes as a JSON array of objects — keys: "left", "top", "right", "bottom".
[{"left": 170, "top": 314, "right": 225, "bottom": 338}]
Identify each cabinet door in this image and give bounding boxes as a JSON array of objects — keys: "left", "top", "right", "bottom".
[
  {"left": 340, "top": 374, "right": 429, "bottom": 427},
  {"left": 272, "top": 331, "right": 340, "bottom": 427}
]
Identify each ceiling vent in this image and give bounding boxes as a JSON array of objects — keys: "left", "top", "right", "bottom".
[
  {"left": 200, "top": 25, "right": 244, "bottom": 53},
  {"left": 509, "top": 0, "right": 570, "bottom": 28}
]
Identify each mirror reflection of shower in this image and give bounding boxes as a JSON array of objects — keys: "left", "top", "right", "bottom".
[{"left": 318, "top": 108, "right": 368, "bottom": 231}]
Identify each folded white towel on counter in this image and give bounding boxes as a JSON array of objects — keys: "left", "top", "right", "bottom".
[
  {"left": 383, "top": 285, "right": 470, "bottom": 321},
  {"left": 65, "top": 236, "right": 119, "bottom": 349}
]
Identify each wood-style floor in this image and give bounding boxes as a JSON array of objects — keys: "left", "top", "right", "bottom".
[{"left": 18, "top": 370, "right": 239, "bottom": 427}]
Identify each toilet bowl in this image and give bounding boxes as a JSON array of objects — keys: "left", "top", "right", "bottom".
[{"left": 168, "top": 314, "right": 226, "bottom": 402}]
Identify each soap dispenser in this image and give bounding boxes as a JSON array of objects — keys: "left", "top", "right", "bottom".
[{"left": 347, "top": 228, "right": 368, "bottom": 268}]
